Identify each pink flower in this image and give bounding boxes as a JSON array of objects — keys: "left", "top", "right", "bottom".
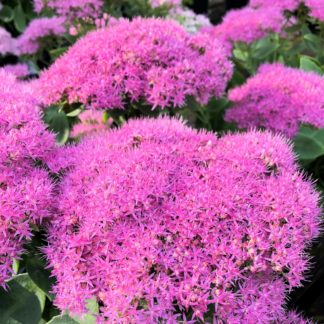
[
  {"left": 1, "top": 63, "right": 29, "bottom": 79},
  {"left": 33, "top": 0, "right": 104, "bottom": 20},
  {"left": 150, "top": 0, "right": 181, "bottom": 8},
  {"left": 0, "top": 27, "right": 15, "bottom": 56},
  {"left": 249, "top": 0, "right": 301, "bottom": 12},
  {"left": 46, "top": 117, "right": 320, "bottom": 322},
  {"left": 226, "top": 63, "right": 324, "bottom": 137},
  {"left": 211, "top": 7, "right": 286, "bottom": 45},
  {"left": 71, "top": 110, "right": 109, "bottom": 138},
  {"left": 0, "top": 70, "right": 57, "bottom": 286},
  {"left": 38, "top": 18, "right": 232, "bottom": 110},
  {"left": 305, "top": 0, "right": 324, "bottom": 21},
  {"left": 16, "top": 17, "right": 66, "bottom": 55}
]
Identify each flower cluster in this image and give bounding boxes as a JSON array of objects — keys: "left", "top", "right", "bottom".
[
  {"left": 226, "top": 63, "right": 324, "bottom": 137},
  {"left": 33, "top": 0, "right": 104, "bottom": 20},
  {"left": 0, "top": 27, "right": 15, "bottom": 56},
  {"left": 2, "top": 63, "right": 30, "bottom": 79},
  {"left": 16, "top": 17, "right": 66, "bottom": 55},
  {"left": 71, "top": 110, "right": 110, "bottom": 138},
  {"left": 210, "top": 7, "right": 286, "bottom": 45},
  {"left": 46, "top": 117, "right": 320, "bottom": 322},
  {"left": 150, "top": 0, "right": 181, "bottom": 8},
  {"left": 38, "top": 18, "right": 232, "bottom": 110},
  {"left": 167, "top": 7, "right": 212, "bottom": 34},
  {"left": 0, "top": 71, "right": 56, "bottom": 286},
  {"left": 249, "top": 0, "right": 301, "bottom": 12},
  {"left": 305, "top": 0, "right": 324, "bottom": 21}
]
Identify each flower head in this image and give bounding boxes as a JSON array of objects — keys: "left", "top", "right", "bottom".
[
  {"left": 226, "top": 63, "right": 324, "bottom": 137},
  {"left": 0, "top": 71, "right": 57, "bottom": 285},
  {"left": 16, "top": 17, "right": 66, "bottom": 55},
  {"left": 211, "top": 7, "right": 286, "bottom": 45},
  {"left": 249, "top": 0, "right": 301, "bottom": 12},
  {"left": 38, "top": 18, "right": 232, "bottom": 109},
  {"left": 33, "top": 0, "right": 104, "bottom": 20},
  {"left": 305, "top": 0, "right": 324, "bottom": 21},
  {"left": 0, "top": 27, "right": 15, "bottom": 56},
  {"left": 150, "top": 0, "right": 181, "bottom": 8},
  {"left": 46, "top": 117, "right": 320, "bottom": 322},
  {"left": 2, "top": 63, "right": 29, "bottom": 79}
]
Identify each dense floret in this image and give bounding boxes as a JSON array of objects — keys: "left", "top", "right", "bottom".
[
  {"left": 305, "top": 0, "right": 324, "bottom": 21},
  {"left": 0, "top": 71, "right": 56, "bottom": 285},
  {"left": 38, "top": 18, "right": 232, "bottom": 109},
  {"left": 46, "top": 117, "right": 320, "bottom": 322},
  {"left": 210, "top": 7, "right": 286, "bottom": 45},
  {"left": 226, "top": 63, "right": 324, "bottom": 137}
]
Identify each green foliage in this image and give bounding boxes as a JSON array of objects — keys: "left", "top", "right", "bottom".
[
  {"left": 0, "top": 0, "right": 35, "bottom": 37},
  {"left": 44, "top": 105, "right": 70, "bottom": 145},
  {"left": 103, "top": 0, "right": 170, "bottom": 18},
  {"left": 24, "top": 251, "right": 56, "bottom": 300},
  {"left": 47, "top": 315, "right": 78, "bottom": 324},
  {"left": 0, "top": 274, "right": 45, "bottom": 324},
  {"left": 299, "top": 55, "right": 323, "bottom": 74},
  {"left": 294, "top": 125, "right": 324, "bottom": 167}
]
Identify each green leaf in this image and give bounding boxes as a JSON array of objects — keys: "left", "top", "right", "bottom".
[
  {"left": 24, "top": 252, "right": 56, "bottom": 300},
  {"left": 12, "top": 259, "right": 19, "bottom": 275},
  {"left": 71, "top": 298, "right": 98, "bottom": 324},
  {"left": 49, "top": 47, "right": 68, "bottom": 61},
  {"left": 46, "top": 314, "right": 78, "bottom": 324},
  {"left": 233, "top": 49, "right": 248, "bottom": 62},
  {"left": 304, "top": 34, "right": 320, "bottom": 44},
  {"left": 252, "top": 37, "right": 279, "bottom": 60},
  {"left": 294, "top": 126, "right": 324, "bottom": 166},
  {"left": 299, "top": 56, "right": 323, "bottom": 74},
  {"left": 66, "top": 108, "right": 83, "bottom": 117},
  {"left": 229, "top": 69, "right": 246, "bottom": 87},
  {"left": 304, "top": 33, "right": 321, "bottom": 52},
  {"left": 14, "top": 274, "right": 46, "bottom": 312},
  {"left": 13, "top": 5, "right": 26, "bottom": 33},
  {"left": 44, "top": 106, "right": 70, "bottom": 145},
  {"left": 0, "top": 6, "right": 14, "bottom": 22},
  {"left": 85, "top": 298, "right": 99, "bottom": 315},
  {"left": 0, "top": 274, "right": 45, "bottom": 324},
  {"left": 72, "top": 314, "right": 96, "bottom": 324}
]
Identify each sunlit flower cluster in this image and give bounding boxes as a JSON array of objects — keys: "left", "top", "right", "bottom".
[
  {"left": 46, "top": 117, "right": 320, "bottom": 322},
  {"left": 305, "top": 0, "right": 324, "bottom": 21},
  {"left": 38, "top": 18, "right": 232, "bottom": 110},
  {"left": 226, "top": 63, "right": 324, "bottom": 137},
  {"left": 0, "top": 71, "right": 56, "bottom": 286},
  {"left": 210, "top": 7, "right": 286, "bottom": 45}
]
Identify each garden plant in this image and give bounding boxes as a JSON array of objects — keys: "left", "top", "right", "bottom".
[{"left": 0, "top": 0, "right": 323, "bottom": 323}]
